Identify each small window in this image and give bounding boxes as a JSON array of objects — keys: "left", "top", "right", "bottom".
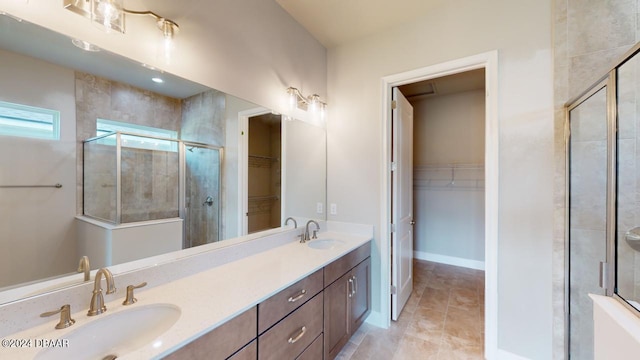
[
  {"left": 96, "top": 119, "right": 178, "bottom": 152},
  {"left": 0, "top": 100, "right": 60, "bottom": 140}
]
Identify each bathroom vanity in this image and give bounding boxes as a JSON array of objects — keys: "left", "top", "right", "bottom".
[
  {"left": 0, "top": 223, "right": 372, "bottom": 360},
  {"left": 163, "top": 241, "right": 371, "bottom": 360}
]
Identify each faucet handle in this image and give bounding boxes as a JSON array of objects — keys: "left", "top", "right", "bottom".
[
  {"left": 41, "top": 304, "right": 75, "bottom": 329},
  {"left": 122, "top": 282, "right": 147, "bottom": 305}
]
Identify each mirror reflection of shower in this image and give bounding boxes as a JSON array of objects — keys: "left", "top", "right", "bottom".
[
  {"left": 83, "top": 132, "right": 222, "bottom": 249},
  {"left": 183, "top": 143, "right": 222, "bottom": 248}
]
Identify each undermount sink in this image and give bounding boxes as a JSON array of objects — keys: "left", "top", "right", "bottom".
[
  {"left": 36, "top": 303, "right": 181, "bottom": 360},
  {"left": 307, "top": 238, "right": 345, "bottom": 250}
]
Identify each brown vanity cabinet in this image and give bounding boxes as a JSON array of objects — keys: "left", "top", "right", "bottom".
[
  {"left": 162, "top": 306, "right": 257, "bottom": 360},
  {"left": 323, "top": 244, "right": 371, "bottom": 360},
  {"left": 258, "top": 269, "right": 323, "bottom": 334},
  {"left": 163, "top": 240, "right": 371, "bottom": 360},
  {"left": 258, "top": 293, "right": 324, "bottom": 360}
]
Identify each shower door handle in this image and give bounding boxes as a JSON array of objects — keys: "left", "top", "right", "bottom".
[
  {"left": 202, "top": 196, "right": 214, "bottom": 207},
  {"left": 625, "top": 227, "right": 640, "bottom": 251}
]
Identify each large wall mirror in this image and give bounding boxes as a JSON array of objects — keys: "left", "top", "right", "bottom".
[{"left": 0, "top": 15, "right": 326, "bottom": 304}]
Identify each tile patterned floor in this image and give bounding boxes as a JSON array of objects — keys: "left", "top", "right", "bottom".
[{"left": 336, "top": 259, "right": 485, "bottom": 360}]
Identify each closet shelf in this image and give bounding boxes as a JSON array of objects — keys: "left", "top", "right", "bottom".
[
  {"left": 414, "top": 163, "right": 484, "bottom": 191},
  {"left": 249, "top": 154, "right": 279, "bottom": 168},
  {"left": 248, "top": 195, "right": 279, "bottom": 201},
  {"left": 248, "top": 154, "right": 279, "bottom": 161}
]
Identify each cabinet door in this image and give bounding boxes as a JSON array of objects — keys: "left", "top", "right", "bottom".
[
  {"left": 162, "top": 307, "right": 257, "bottom": 360},
  {"left": 324, "top": 272, "right": 351, "bottom": 360},
  {"left": 350, "top": 257, "right": 371, "bottom": 332},
  {"left": 228, "top": 340, "right": 257, "bottom": 360}
]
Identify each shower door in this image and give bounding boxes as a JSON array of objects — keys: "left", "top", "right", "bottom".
[
  {"left": 567, "top": 83, "right": 609, "bottom": 359},
  {"left": 183, "top": 143, "right": 222, "bottom": 249}
]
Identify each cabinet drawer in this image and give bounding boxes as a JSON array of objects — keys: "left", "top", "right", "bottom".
[
  {"left": 324, "top": 241, "right": 371, "bottom": 287},
  {"left": 258, "top": 293, "right": 323, "bottom": 360},
  {"left": 259, "top": 269, "right": 323, "bottom": 334},
  {"left": 162, "top": 307, "right": 257, "bottom": 360},
  {"left": 296, "top": 333, "right": 323, "bottom": 360}
]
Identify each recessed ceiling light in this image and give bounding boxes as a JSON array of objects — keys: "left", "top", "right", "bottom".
[
  {"left": 141, "top": 63, "right": 157, "bottom": 71},
  {"left": 151, "top": 77, "right": 164, "bottom": 83},
  {"left": 71, "top": 39, "right": 101, "bottom": 52}
]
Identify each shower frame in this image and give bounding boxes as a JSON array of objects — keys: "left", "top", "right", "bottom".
[
  {"left": 83, "top": 131, "right": 223, "bottom": 244},
  {"left": 565, "top": 41, "right": 640, "bottom": 357}
]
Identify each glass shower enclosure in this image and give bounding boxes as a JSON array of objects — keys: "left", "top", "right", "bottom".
[{"left": 83, "top": 131, "right": 222, "bottom": 249}]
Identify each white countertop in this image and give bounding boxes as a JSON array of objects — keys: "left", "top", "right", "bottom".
[{"left": 1, "top": 230, "right": 371, "bottom": 360}]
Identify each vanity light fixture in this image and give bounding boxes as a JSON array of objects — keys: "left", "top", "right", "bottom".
[
  {"left": 64, "top": 0, "right": 180, "bottom": 41},
  {"left": 286, "top": 87, "right": 327, "bottom": 114}
]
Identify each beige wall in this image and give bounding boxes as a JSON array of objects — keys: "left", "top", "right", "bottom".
[
  {"left": 0, "top": 50, "right": 77, "bottom": 288},
  {"left": 413, "top": 90, "right": 486, "bottom": 166},
  {"left": 327, "top": 0, "right": 553, "bottom": 358},
  {"left": 412, "top": 90, "right": 486, "bottom": 264}
]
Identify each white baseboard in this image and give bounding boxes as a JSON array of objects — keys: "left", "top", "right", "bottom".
[
  {"left": 414, "top": 250, "right": 485, "bottom": 270},
  {"left": 495, "top": 349, "right": 531, "bottom": 360}
]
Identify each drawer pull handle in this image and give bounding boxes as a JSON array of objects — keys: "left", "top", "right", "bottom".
[
  {"left": 288, "top": 326, "right": 307, "bottom": 344},
  {"left": 353, "top": 275, "right": 358, "bottom": 295},
  {"left": 348, "top": 277, "right": 354, "bottom": 298},
  {"left": 288, "top": 289, "right": 307, "bottom": 303}
]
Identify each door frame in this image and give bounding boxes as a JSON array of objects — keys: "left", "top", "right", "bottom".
[
  {"left": 380, "top": 50, "right": 499, "bottom": 358},
  {"left": 238, "top": 106, "right": 271, "bottom": 236}
]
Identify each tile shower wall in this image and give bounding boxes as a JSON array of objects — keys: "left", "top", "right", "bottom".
[
  {"left": 120, "top": 147, "right": 180, "bottom": 222},
  {"left": 554, "top": 1, "right": 640, "bottom": 357},
  {"left": 184, "top": 147, "right": 221, "bottom": 247},
  {"left": 75, "top": 72, "right": 182, "bottom": 218},
  {"left": 76, "top": 72, "right": 226, "bottom": 222},
  {"left": 181, "top": 90, "right": 226, "bottom": 146},
  {"left": 182, "top": 90, "right": 225, "bottom": 246}
]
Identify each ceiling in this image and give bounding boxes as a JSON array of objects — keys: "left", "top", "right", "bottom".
[
  {"left": 398, "top": 69, "right": 485, "bottom": 101},
  {"left": 0, "top": 12, "right": 209, "bottom": 99},
  {"left": 275, "top": 0, "right": 445, "bottom": 48}
]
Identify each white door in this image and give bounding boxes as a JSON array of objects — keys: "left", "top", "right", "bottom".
[{"left": 391, "top": 87, "right": 414, "bottom": 321}]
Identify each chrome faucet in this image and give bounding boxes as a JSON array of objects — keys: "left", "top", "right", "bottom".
[
  {"left": 302, "top": 220, "right": 320, "bottom": 243},
  {"left": 88, "top": 268, "right": 116, "bottom": 316},
  {"left": 77, "top": 256, "right": 90, "bottom": 281},
  {"left": 285, "top": 217, "right": 297, "bottom": 228}
]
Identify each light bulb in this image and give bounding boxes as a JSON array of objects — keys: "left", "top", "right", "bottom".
[
  {"left": 97, "top": 2, "right": 119, "bottom": 20},
  {"left": 163, "top": 36, "right": 173, "bottom": 64},
  {"left": 287, "top": 88, "right": 298, "bottom": 110},
  {"left": 309, "top": 94, "right": 320, "bottom": 113},
  {"left": 91, "top": 0, "right": 124, "bottom": 33}
]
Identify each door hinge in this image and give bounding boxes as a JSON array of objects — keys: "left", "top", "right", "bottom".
[
  {"left": 391, "top": 285, "right": 397, "bottom": 295},
  {"left": 391, "top": 100, "right": 397, "bottom": 110},
  {"left": 390, "top": 162, "right": 397, "bottom": 172},
  {"left": 390, "top": 223, "right": 396, "bottom": 233}
]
